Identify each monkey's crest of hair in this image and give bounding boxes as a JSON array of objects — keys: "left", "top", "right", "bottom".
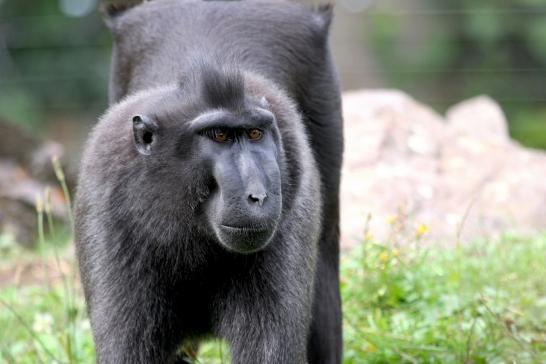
[{"left": 180, "top": 61, "right": 246, "bottom": 113}]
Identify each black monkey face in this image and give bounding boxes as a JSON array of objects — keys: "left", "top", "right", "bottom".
[
  {"left": 192, "top": 107, "right": 283, "bottom": 254},
  {"left": 131, "top": 103, "right": 283, "bottom": 254}
]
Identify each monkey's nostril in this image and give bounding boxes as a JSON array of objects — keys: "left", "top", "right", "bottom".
[{"left": 248, "top": 193, "right": 267, "bottom": 206}]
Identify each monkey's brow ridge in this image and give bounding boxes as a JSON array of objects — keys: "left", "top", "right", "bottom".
[{"left": 189, "top": 109, "right": 273, "bottom": 132}]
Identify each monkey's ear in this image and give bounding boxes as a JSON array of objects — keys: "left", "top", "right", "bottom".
[
  {"left": 100, "top": 1, "right": 139, "bottom": 28},
  {"left": 313, "top": 4, "right": 333, "bottom": 34},
  {"left": 132, "top": 115, "right": 158, "bottom": 156}
]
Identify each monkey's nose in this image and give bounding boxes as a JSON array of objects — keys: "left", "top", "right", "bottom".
[{"left": 248, "top": 193, "right": 267, "bottom": 206}]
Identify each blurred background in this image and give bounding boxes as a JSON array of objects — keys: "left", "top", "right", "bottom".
[
  {"left": 1, "top": 0, "right": 545, "bottom": 165},
  {"left": 1, "top": 1, "right": 546, "bottom": 362}
]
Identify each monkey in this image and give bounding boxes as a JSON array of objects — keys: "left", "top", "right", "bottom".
[{"left": 75, "top": 1, "right": 343, "bottom": 363}]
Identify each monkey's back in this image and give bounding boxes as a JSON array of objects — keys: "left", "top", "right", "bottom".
[{"left": 108, "top": 0, "right": 336, "bottom": 103}]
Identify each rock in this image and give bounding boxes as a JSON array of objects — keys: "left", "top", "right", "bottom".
[
  {"left": 0, "top": 119, "right": 69, "bottom": 248},
  {"left": 446, "top": 95, "right": 510, "bottom": 144},
  {"left": 340, "top": 90, "right": 546, "bottom": 249},
  {"left": 0, "top": 119, "right": 69, "bottom": 183},
  {"left": 0, "top": 158, "right": 68, "bottom": 247}
]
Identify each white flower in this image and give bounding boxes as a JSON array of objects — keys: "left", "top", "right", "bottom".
[{"left": 32, "top": 313, "right": 53, "bottom": 333}]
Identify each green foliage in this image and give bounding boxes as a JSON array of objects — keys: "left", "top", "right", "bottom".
[
  {"left": 342, "top": 234, "right": 546, "bottom": 363},
  {"left": 1, "top": 233, "right": 545, "bottom": 363},
  {"left": 0, "top": 0, "right": 110, "bottom": 125},
  {"left": 369, "top": 0, "right": 546, "bottom": 149},
  {"left": 0, "top": 284, "right": 94, "bottom": 364},
  {"left": 0, "top": 88, "right": 42, "bottom": 129},
  {"left": 510, "top": 107, "right": 546, "bottom": 149}
]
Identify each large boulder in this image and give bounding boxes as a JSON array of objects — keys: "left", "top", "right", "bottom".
[{"left": 340, "top": 90, "right": 546, "bottom": 248}]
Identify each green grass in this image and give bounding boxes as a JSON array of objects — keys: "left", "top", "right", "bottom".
[
  {"left": 343, "top": 234, "right": 546, "bottom": 363},
  {"left": 1, "top": 233, "right": 545, "bottom": 363}
]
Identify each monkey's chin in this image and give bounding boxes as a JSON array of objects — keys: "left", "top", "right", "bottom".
[{"left": 215, "top": 224, "right": 276, "bottom": 254}]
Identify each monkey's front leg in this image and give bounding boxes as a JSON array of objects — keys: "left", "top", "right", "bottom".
[
  {"left": 224, "top": 307, "right": 310, "bottom": 364},
  {"left": 87, "top": 271, "right": 183, "bottom": 364},
  {"left": 217, "top": 280, "right": 312, "bottom": 364}
]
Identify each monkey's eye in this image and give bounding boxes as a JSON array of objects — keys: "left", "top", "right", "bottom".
[
  {"left": 247, "top": 129, "right": 263, "bottom": 141},
  {"left": 204, "top": 128, "right": 232, "bottom": 143},
  {"left": 213, "top": 129, "right": 229, "bottom": 143}
]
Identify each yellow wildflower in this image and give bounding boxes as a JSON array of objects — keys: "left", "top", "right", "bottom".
[
  {"left": 385, "top": 214, "right": 397, "bottom": 225},
  {"left": 379, "top": 251, "right": 389, "bottom": 263},
  {"left": 415, "top": 223, "right": 428, "bottom": 238}
]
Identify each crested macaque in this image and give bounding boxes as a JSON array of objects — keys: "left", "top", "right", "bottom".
[{"left": 75, "top": 1, "right": 343, "bottom": 363}]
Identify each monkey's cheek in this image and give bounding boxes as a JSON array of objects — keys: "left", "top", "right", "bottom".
[{"left": 215, "top": 225, "right": 276, "bottom": 254}]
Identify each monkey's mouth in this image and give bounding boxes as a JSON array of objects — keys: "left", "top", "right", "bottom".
[
  {"left": 220, "top": 224, "right": 268, "bottom": 233},
  {"left": 216, "top": 223, "right": 276, "bottom": 254}
]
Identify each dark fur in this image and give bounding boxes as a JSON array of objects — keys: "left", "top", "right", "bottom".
[{"left": 77, "top": 1, "right": 343, "bottom": 363}]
